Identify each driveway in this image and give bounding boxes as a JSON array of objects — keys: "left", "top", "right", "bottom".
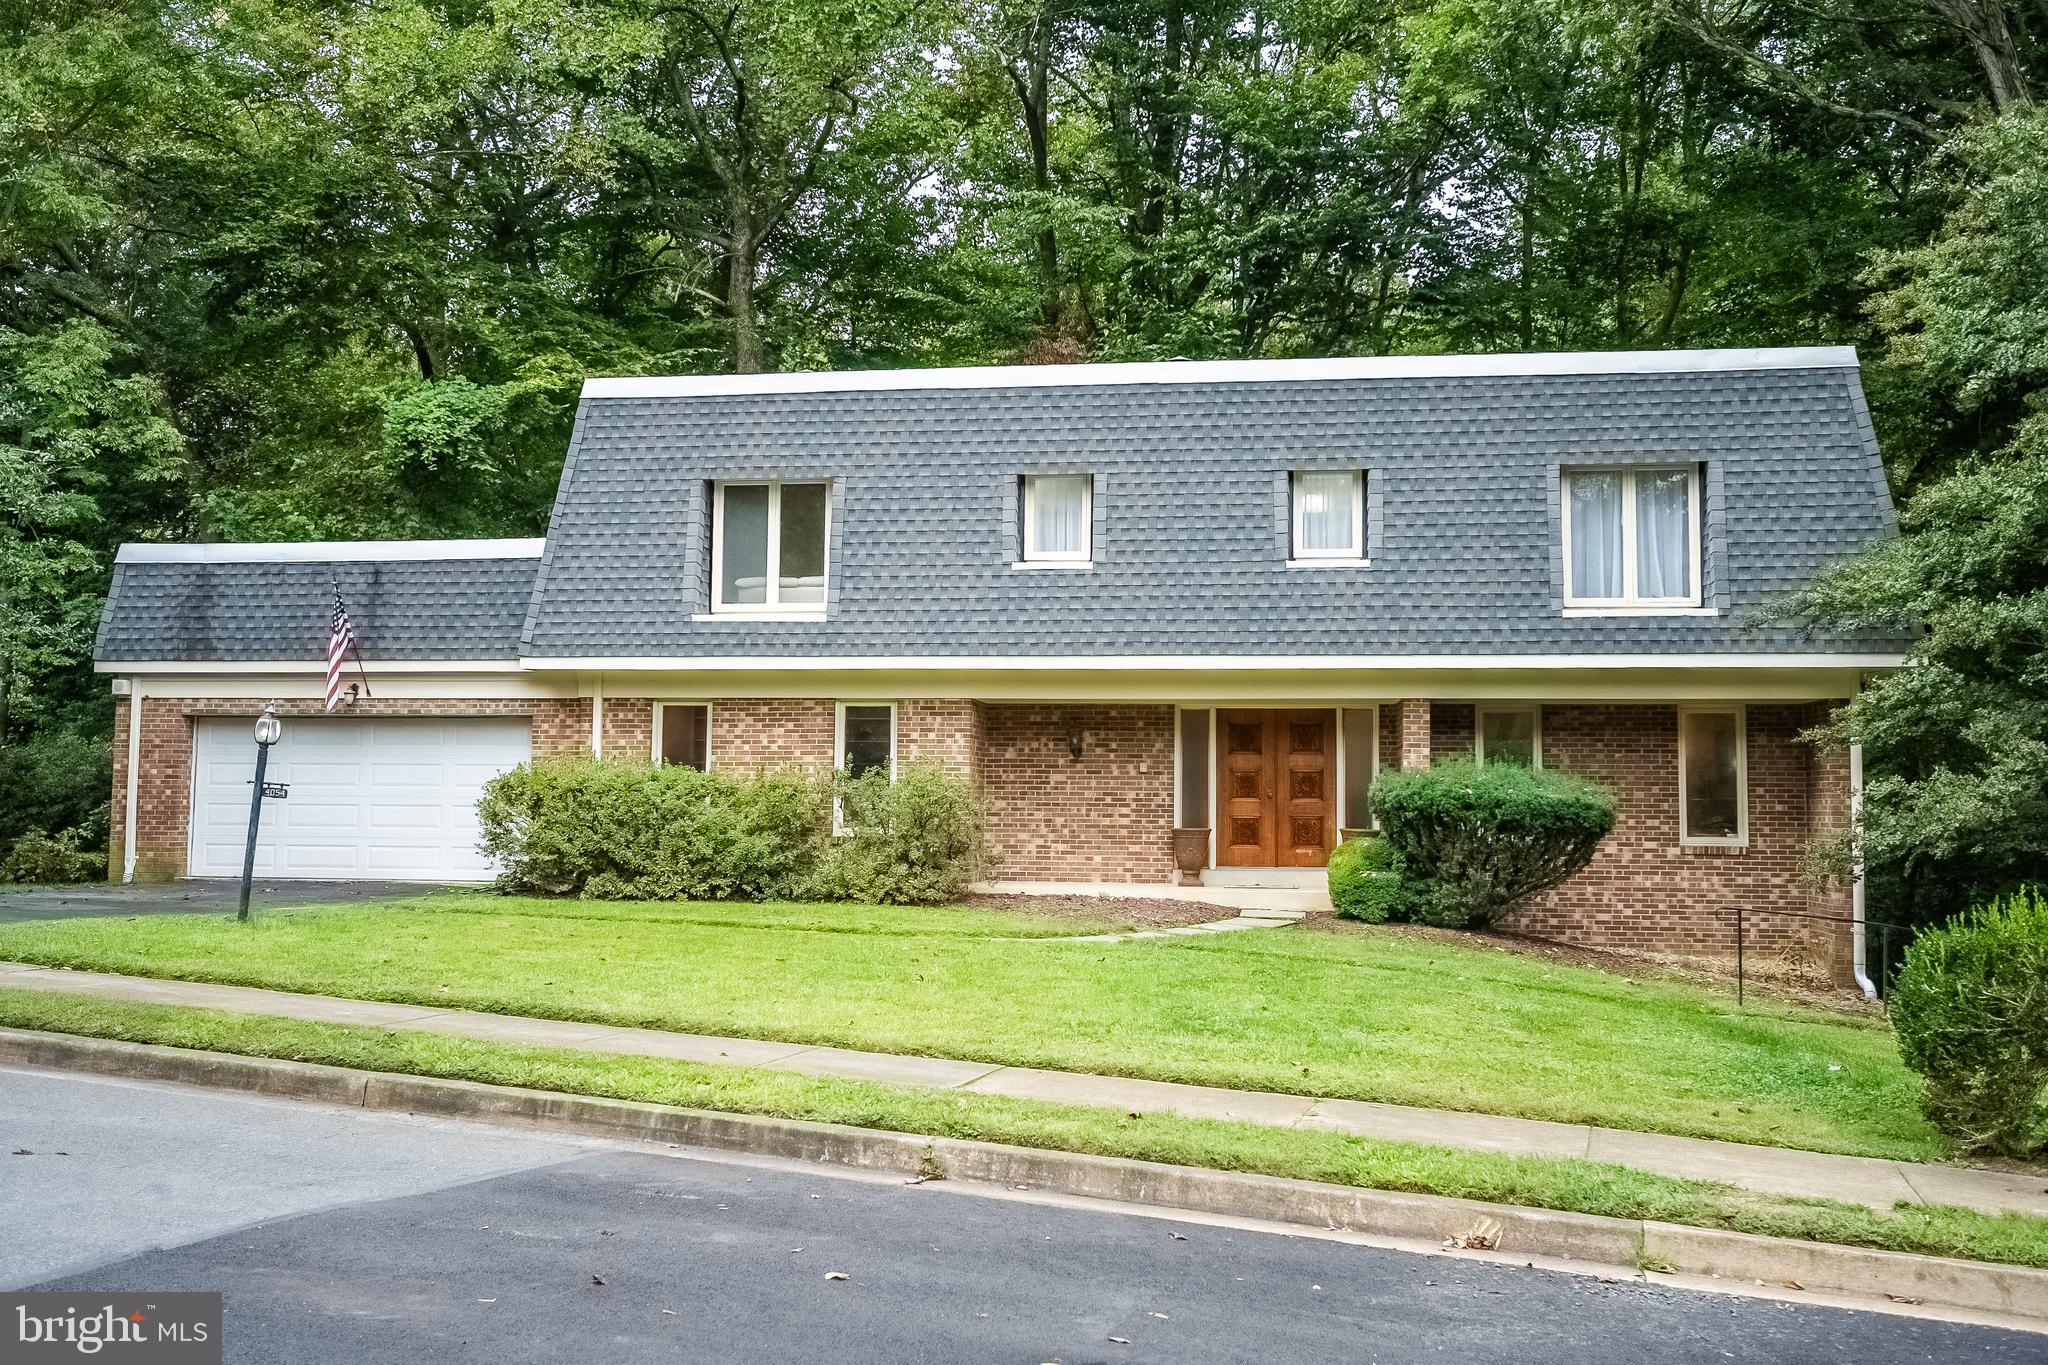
[{"left": 0, "top": 879, "right": 459, "bottom": 923}]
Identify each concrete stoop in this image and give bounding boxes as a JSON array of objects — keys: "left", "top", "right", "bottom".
[{"left": 1, "top": 1026, "right": 2041, "bottom": 1335}]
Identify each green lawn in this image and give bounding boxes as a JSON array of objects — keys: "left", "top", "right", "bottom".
[
  {"left": 5, "top": 986, "right": 2044, "bottom": 1270},
  {"left": 0, "top": 894, "right": 1941, "bottom": 1161}
]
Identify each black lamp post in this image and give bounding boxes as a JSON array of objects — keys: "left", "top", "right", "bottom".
[{"left": 237, "top": 701, "right": 284, "bottom": 923}]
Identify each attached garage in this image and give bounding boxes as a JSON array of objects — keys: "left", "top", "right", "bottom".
[{"left": 188, "top": 715, "right": 530, "bottom": 882}]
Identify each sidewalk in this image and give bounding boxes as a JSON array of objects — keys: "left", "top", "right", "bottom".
[{"left": 5, "top": 959, "right": 2044, "bottom": 1221}]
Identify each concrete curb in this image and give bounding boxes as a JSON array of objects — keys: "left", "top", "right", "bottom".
[{"left": 5, "top": 1026, "right": 2044, "bottom": 1324}]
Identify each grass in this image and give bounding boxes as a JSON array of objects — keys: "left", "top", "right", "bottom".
[
  {"left": 0, "top": 893, "right": 1942, "bottom": 1162},
  {"left": 3, "top": 986, "right": 2044, "bottom": 1270}
]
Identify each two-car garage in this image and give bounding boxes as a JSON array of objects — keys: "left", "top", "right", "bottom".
[{"left": 186, "top": 716, "right": 531, "bottom": 883}]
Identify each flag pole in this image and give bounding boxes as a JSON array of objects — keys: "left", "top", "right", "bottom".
[{"left": 330, "top": 569, "right": 373, "bottom": 700}]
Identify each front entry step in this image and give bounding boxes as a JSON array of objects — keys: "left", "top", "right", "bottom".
[{"left": 1197, "top": 867, "right": 1327, "bottom": 890}]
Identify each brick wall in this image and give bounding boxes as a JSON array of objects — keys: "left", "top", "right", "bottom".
[
  {"left": 1393, "top": 699, "right": 1430, "bottom": 770},
  {"left": 1504, "top": 703, "right": 1847, "bottom": 961},
  {"left": 980, "top": 703, "right": 1175, "bottom": 881},
  {"left": 109, "top": 696, "right": 584, "bottom": 882},
  {"left": 900, "top": 699, "right": 984, "bottom": 781},
  {"left": 600, "top": 698, "right": 655, "bottom": 760},
  {"left": 711, "top": 698, "right": 836, "bottom": 773}
]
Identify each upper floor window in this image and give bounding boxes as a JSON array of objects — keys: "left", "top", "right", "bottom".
[
  {"left": 1292, "top": 470, "right": 1364, "bottom": 560},
  {"left": 1563, "top": 466, "right": 1700, "bottom": 606},
  {"left": 1022, "top": 474, "right": 1091, "bottom": 563},
  {"left": 714, "top": 480, "right": 829, "bottom": 613}
]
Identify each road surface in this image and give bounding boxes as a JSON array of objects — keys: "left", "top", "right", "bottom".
[{"left": 2, "top": 1065, "right": 2036, "bottom": 1364}]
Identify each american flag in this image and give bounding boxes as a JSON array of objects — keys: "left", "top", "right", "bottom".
[{"left": 325, "top": 591, "right": 357, "bottom": 713}]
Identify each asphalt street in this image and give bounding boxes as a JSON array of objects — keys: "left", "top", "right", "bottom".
[{"left": 2, "top": 1065, "right": 2038, "bottom": 1364}]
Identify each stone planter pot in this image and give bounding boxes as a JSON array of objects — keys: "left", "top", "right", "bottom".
[{"left": 1172, "top": 827, "right": 1211, "bottom": 886}]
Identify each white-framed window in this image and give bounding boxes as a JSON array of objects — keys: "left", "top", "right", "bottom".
[
  {"left": 1022, "top": 474, "right": 1092, "bottom": 563},
  {"left": 1562, "top": 465, "right": 1701, "bottom": 606},
  {"left": 1476, "top": 705, "right": 1541, "bottom": 768},
  {"left": 1291, "top": 470, "right": 1365, "bottom": 560},
  {"left": 1678, "top": 705, "right": 1747, "bottom": 846},
  {"left": 653, "top": 702, "right": 710, "bottom": 770},
  {"left": 712, "top": 480, "right": 830, "bottom": 613},
  {"left": 835, "top": 702, "right": 896, "bottom": 780}
]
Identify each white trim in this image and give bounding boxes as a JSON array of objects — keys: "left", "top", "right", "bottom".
[
  {"left": 833, "top": 700, "right": 898, "bottom": 779},
  {"left": 1021, "top": 474, "right": 1093, "bottom": 563},
  {"left": 652, "top": 700, "right": 714, "bottom": 770},
  {"left": 1677, "top": 703, "right": 1749, "bottom": 847},
  {"left": 590, "top": 672, "right": 604, "bottom": 756},
  {"left": 114, "top": 538, "right": 544, "bottom": 564},
  {"left": 1562, "top": 465, "right": 1704, "bottom": 608},
  {"left": 711, "top": 480, "right": 832, "bottom": 616},
  {"left": 96, "top": 659, "right": 524, "bottom": 674},
  {"left": 580, "top": 347, "right": 1858, "bottom": 401},
  {"left": 1290, "top": 469, "right": 1365, "bottom": 560},
  {"left": 1561, "top": 606, "right": 1718, "bottom": 618},
  {"left": 1285, "top": 558, "right": 1370, "bottom": 570},
  {"left": 1475, "top": 704, "right": 1542, "bottom": 768},
  {"left": 520, "top": 652, "right": 1908, "bottom": 673},
  {"left": 121, "top": 680, "right": 143, "bottom": 884},
  {"left": 1010, "top": 561, "right": 1093, "bottom": 572}
]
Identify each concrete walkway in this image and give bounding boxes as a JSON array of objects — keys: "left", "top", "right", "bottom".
[{"left": 4, "top": 960, "right": 2044, "bottom": 1221}]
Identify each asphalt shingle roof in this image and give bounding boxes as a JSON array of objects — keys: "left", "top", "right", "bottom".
[
  {"left": 519, "top": 356, "right": 1913, "bottom": 659},
  {"left": 95, "top": 553, "right": 540, "bottom": 662}
]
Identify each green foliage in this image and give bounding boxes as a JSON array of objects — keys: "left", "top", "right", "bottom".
[
  {"left": 1369, "top": 759, "right": 1615, "bottom": 929},
  {"left": 1789, "top": 109, "right": 2048, "bottom": 930},
  {"left": 1889, "top": 889, "right": 2048, "bottom": 1156},
  {"left": 1327, "top": 836, "right": 1409, "bottom": 924},
  {"left": 476, "top": 756, "right": 988, "bottom": 905},
  {"left": 0, "top": 725, "right": 110, "bottom": 852},
  {"left": 810, "top": 763, "right": 990, "bottom": 905},
  {"left": 0, "top": 824, "right": 107, "bottom": 884},
  {"left": 477, "top": 756, "right": 832, "bottom": 901}
]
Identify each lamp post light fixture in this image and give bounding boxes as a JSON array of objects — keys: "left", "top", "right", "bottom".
[{"left": 237, "top": 702, "right": 285, "bottom": 923}]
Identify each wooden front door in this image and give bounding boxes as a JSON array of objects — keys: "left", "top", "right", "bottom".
[{"left": 1215, "top": 709, "right": 1336, "bottom": 867}]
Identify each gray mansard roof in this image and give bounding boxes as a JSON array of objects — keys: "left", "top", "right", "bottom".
[
  {"left": 518, "top": 348, "right": 1912, "bottom": 660},
  {"left": 95, "top": 541, "right": 542, "bottom": 663}
]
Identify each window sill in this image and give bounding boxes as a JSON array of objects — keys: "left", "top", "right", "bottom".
[
  {"left": 692, "top": 611, "right": 829, "bottom": 622},
  {"left": 1562, "top": 605, "right": 1717, "bottom": 617},
  {"left": 1680, "top": 839, "right": 1749, "bottom": 853},
  {"left": 1285, "top": 557, "right": 1370, "bottom": 569},
  {"left": 1011, "top": 560, "right": 1094, "bottom": 571}
]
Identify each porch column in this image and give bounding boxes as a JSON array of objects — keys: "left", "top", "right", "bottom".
[{"left": 1395, "top": 698, "right": 1432, "bottom": 770}]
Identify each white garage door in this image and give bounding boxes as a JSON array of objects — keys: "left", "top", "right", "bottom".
[{"left": 189, "top": 716, "right": 531, "bottom": 882}]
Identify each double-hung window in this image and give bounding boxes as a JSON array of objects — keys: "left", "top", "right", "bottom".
[
  {"left": 1291, "top": 470, "right": 1365, "bottom": 560},
  {"left": 1022, "top": 474, "right": 1092, "bottom": 563},
  {"left": 713, "top": 480, "right": 830, "bottom": 613},
  {"left": 1678, "top": 706, "right": 1747, "bottom": 845},
  {"left": 1562, "top": 466, "right": 1700, "bottom": 606}
]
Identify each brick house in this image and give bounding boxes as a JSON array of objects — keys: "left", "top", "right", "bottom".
[{"left": 93, "top": 348, "right": 1912, "bottom": 980}]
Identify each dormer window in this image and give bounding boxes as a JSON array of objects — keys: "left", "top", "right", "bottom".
[
  {"left": 1291, "top": 470, "right": 1364, "bottom": 560},
  {"left": 713, "top": 480, "right": 829, "bottom": 613},
  {"left": 1562, "top": 466, "right": 1700, "bottom": 607},
  {"left": 1022, "top": 474, "right": 1091, "bottom": 563}
]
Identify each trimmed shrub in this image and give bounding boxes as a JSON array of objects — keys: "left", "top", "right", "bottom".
[
  {"left": 477, "top": 757, "right": 831, "bottom": 900},
  {"left": 808, "top": 762, "right": 989, "bottom": 905},
  {"left": 1890, "top": 889, "right": 2048, "bottom": 1156},
  {"left": 1327, "top": 836, "right": 1409, "bottom": 923},
  {"left": 1369, "top": 758, "right": 1615, "bottom": 929},
  {"left": 0, "top": 825, "right": 108, "bottom": 885}
]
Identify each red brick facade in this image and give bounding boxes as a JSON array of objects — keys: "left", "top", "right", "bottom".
[{"left": 109, "top": 686, "right": 1851, "bottom": 968}]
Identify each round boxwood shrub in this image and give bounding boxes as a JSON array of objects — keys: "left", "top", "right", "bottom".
[
  {"left": 1889, "top": 888, "right": 2048, "bottom": 1156},
  {"left": 1368, "top": 758, "right": 1615, "bottom": 930},
  {"left": 1327, "top": 836, "right": 1409, "bottom": 923}
]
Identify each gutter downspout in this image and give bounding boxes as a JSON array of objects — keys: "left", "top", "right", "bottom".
[
  {"left": 590, "top": 671, "right": 604, "bottom": 758},
  {"left": 1849, "top": 741, "right": 1877, "bottom": 1000},
  {"left": 122, "top": 679, "right": 143, "bottom": 884}
]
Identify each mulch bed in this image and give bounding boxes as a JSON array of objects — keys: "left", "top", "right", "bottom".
[{"left": 960, "top": 892, "right": 1240, "bottom": 930}]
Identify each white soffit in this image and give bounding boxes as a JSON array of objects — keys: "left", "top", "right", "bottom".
[{"left": 115, "top": 538, "right": 546, "bottom": 564}]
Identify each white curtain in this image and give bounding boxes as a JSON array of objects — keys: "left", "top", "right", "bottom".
[
  {"left": 1635, "top": 468, "right": 1691, "bottom": 599},
  {"left": 1030, "top": 475, "right": 1088, "bottom": 557},
  {"left": 1568, "top": 472, "right": 1623, "bottom": 598},
  {"left": 1297, "top": 471, "right": 1357, "bottom": 553}
]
